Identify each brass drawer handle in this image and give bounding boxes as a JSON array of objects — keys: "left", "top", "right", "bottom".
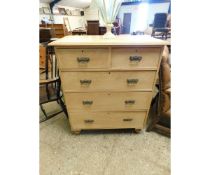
[
  {"left": 83, "top": 100, "right": 93, "bottom": 105},
  {"left": 123, "top": 118, "right": 133, "bottom": 122},
  {"left": 84, "top": 119, "right": 94, "bottom": 123},
  {"left": 129, "top": 56, "right": 142, "bottom": 62},
  {"left": 125, "top": 100, "right": 135, "bottom": 105},
  {"left": 77, "top": 57, "right": 90, "bottom": 63},
  {"left": 127, "top": 79, "right": 139, "bottom": 84},
  {"left": 80, "top": 80, "right": 92, "bottom": 85}
]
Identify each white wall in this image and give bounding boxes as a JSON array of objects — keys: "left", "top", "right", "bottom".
[
  {"left": 148, "top": 2, "right": 170, "bottom": 24},
  {"left": 118, "top": 2, "right": 170, "bottom": 33},
  {"left": 83, "top": 2, "right": 170, "bottom": 30},
  {"left": 39, "top": 3, "right": 86, "bottom": 30},
  {"left": 83, "top": 2, "right": 100, "bottom": 24}
]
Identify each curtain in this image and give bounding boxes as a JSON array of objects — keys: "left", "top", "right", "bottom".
[{"left": 93, "top": 0, "right": 123, "bottom": 24}]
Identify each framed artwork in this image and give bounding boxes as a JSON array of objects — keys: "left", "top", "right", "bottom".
[
  {"left": 71, "top": 9, "right": 81, "bottom": 16},
  {"left": 58, "top": 8, "right": 66, "bottom": 15},
  {"left": 66, "top": 9, "right": 72, "bottom": 16},
  {"left": 43, "top": 7, "right": 51, "bottom": 14},
  {"left": 39, "top": 7, "right": 44, "bottom": 14}
]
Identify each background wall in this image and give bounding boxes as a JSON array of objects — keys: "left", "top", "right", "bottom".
[
  {"left": 84, "top": 2, "right": 99, "bottom": 21},
  {"left": 83, "top": 2, "right": 170, "bottom": 33},
  {"left": 40, "top": 2, "right": 170, "bottom": 32},
  {"left": 39, "top": 3, "right": 86, "bottom": 30},
  {"left": 118, "top": 2, "right": 170, "bottom": 33}
]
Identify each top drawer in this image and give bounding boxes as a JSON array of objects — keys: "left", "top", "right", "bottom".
[
  {"left": 56, "top": 48, "right": 109, "bottom": 69},
  {"left": 111, "top": 47, "right": 161, "bottom": 69}
]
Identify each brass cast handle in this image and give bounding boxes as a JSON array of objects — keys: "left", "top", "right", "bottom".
[
  {"left": 123, "top": 118, "right": 133, "bottom": 122},
  {"left": 129, "top": 56, "right": 142, "bottom": 62},
  {"left": 77, "top": 57, "right": 90, "bottom": 63},
  {"left": 125, "top": 100, "right": 135, "bottom": 105},
  {"left": 127, "top": 79, "right": 139, "bottom": 84},
  {"left": 84, "top": 119, "right": 94, "bottom": 123},
  {"left": 83, "top": 100, "right": 93, "bottom": 105},
  {"left": 80, "top": 80, "right": 92, "bottom": 85}
]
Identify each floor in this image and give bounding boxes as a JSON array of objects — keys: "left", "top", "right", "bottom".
[{"left": 40, "top": 102, "right": 170, "bottom": 175}]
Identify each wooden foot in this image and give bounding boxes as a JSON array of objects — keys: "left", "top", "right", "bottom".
[
  {"left": 72, "top": 130, "right": 81, "bottom": 135},
  {"left": 134, "top": 129, "right": 141, "bottom": 133}
]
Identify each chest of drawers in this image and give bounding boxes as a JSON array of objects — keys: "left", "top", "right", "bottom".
[{"left": 49, "top": 35, "right": 167, "bottom": 134}]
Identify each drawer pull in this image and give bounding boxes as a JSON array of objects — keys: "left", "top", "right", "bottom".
[
  {"left": 125, "top": 100, "right": 135, "bottom": 105},
  {"left": 80, "top": 80, "right": 92, "bottom": 85},
  {"left": 123, "top": 118, "right": 133, "bottom": 122},
  {"left": 84, "top": 119, "right": 94, "bottom": 123},
  {"left": 127, "top": 79, "right": 139, "bottom": 84},
  {"left": 77, "top": 57, "right": 90, "bottom": 63},
  {"left": 83, "top": 100, "right": 93, "bottom": 105},
  {"left": 129, "top": 56, "right": 142, "bottom": 62}
]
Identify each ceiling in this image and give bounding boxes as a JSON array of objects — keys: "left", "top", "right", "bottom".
[{"left": 40, "top": 0, "right": 92, "bottom": 8}]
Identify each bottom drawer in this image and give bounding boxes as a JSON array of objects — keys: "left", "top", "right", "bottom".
[{"left": 69, "top": 111, "right": 147, "bottom": 130}]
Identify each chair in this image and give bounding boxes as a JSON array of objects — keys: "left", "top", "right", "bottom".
[
  {"left": 63, "top": 17, "right": 72, "bottom": 35},
  {"left": 40, "top": 77, "right": 68, "bottom": 123},
  {"left": 151, "top": 13, "right": 170, "bottom": 40},
  {"left": 39, "top": 28, "right": 68, "bottom": 122},
  {"left": 147, "top": 46, "right": 171, "bottom": 136}
]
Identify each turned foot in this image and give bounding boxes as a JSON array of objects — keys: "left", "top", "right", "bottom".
[
  {"left": 134, "top": 129, "right": 142, "bottom": 133},
  {"left": 72, "top": 130, "right": 81, "bottom": 135}
]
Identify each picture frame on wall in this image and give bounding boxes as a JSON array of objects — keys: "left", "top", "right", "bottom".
[
  {"left": 43, "top": 7, "right": 51, "bottom": 14},
  {"left": 58, "top": 8, "right": 67, "bottom": 15},
  {"left": 39, "top": 7, "right": 44, "bottom": 14},
  {"left": 66, "top": 9, "right": 72, "bottom": 16},
  {"left": 71, "top": 9, "right": 81, "bottom": 16}
]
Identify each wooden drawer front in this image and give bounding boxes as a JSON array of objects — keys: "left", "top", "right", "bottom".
[
  {"left": 111, "top": 47, "right": 161, "bottom": 69},
  {"left": 56, "top": 48, "right": 109, "bottom": 69},
  {"left": 65, "top": 92, "right": 152, "bottom": 111},
  {"left": 61, "top": 71, "right": 156, "bottom": 91},
  {"left": 69, "top": 111, "right": 146, "bottom": 130}
]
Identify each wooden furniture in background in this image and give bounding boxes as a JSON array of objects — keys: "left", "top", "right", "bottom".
[
  {"left": 87, "top": 20, "right": 99, "bottom": 35},
  {"left": 39, "top": 28, "right": 53, "bottom": 43},
  {"left": 72, "top": 29, "right": 87, "bottom": 35},
  {"left": 49, "top": 35, "right": 168, "bottom": 134},
  {"left": 99, "top": 26, "right": 106, "bottom": 35},
  {"left": 39, "top": 44, "right": 47, "bottom": 71},
  {"left": 40, "top": 24, "right": 65, "bottom": 38},
  {"left": 39, "top": 28, "right": 53, "bottom": 73}
]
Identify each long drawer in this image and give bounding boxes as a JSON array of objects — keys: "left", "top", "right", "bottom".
[
  {"left": 61, "top": 71, "right": 156, "bottom": 91},
  {"left": 56, "top": 48, "right": 109, "bottom": 69},
  {"left": 111, "top": 47, "right": 161, "bottom": 69},
  {"left": 69, "top": 111, "right": 146, "bottom": 130},
  {"left": 65, "top": 92, "right": 152, "bottom": 111}
]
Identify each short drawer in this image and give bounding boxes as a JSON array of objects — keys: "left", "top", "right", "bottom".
[
  {"left": 69, "top": 111, "right": 146, "bottom": 130},
  {"left": 65, "top": 92, "right": 152, "bottom": 111},
  {"left": 111, "top": 47, "right": 161, "bottom": 69},
  {"left": 61, "top": 71, "right": 156, "bottom": 91},
  {"left": 56, "top": 48, "right": 109, "bottom": 69}
]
